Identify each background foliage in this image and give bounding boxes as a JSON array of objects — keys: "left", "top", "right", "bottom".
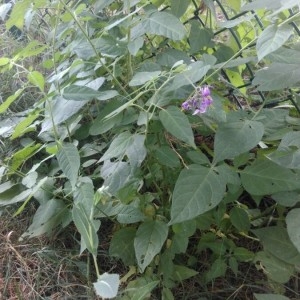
[{"left": 1, "top": 0, "right": 300, "bottom": 299}]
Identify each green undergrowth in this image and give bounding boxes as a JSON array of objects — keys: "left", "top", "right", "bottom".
[{"left": 0, "top": 0, "right": 300, "bottom": 299}]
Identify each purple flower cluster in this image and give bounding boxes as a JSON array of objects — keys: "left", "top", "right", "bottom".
[{"left": 181, "top": 85, "right": 213, "bottom": 115}]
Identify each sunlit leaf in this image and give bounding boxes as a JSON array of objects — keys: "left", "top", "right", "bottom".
[
  {"left": 93, "top": 273, "right": 119, "bottom": 299},
  {"left": 28, "top": 71, "right": 45, "bottom": 92}
]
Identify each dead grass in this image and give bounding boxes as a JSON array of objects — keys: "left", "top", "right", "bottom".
[{"left": 0, "top": 206, "right": 94, "bottom": 300}]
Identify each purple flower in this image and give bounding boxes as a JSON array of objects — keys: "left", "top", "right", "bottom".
[{"left": 182, "top": 85, "right": 213, "bottom": 115}]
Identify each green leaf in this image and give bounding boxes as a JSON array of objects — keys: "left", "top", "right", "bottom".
[
  {"left": 171, "top": 0, "right": 190, "bottom": 17},
  {"left": 41, "top": 96, "right": 87, "bottom": 133},
  {"left": 10, "top": 143, "right": 42, "bottom": 171},
  {"left": 74, "top": 182, "right": 94, "bottom": 214},
  {"left": 154, "top": 146, "right": 180, "bottom": 168},
  {"left": 134, "top": 220, "right": 168, "bottom": 272},
  {"left": 286, "top": 208, "right": 300, "bottom": 253},
  {"left": 89, "top": 100, "right": 123, "bottom": 135},
  {"left": 72, "top": 204, "right": 99, "bottom": 255},
  {"left": 213, "top": 120, "right": 264, "bottom": 164},
  {"left": 21, "top": 199, "right": 66, "bottom": 238},
  {"left": 129, "top": 71, "right": 161, "bottom": 86},
  {"left": 254, "top": 293, "right": 290, "bottom": 300},
  {"left": 230, "top": 207, "right": 250, "bottom": 232},
  {"left": 117, "top": 205, "right": 145, "bottom": 224},
  {"left": 128, "top": 36, "right": 144, "bottom": 56},
  {"left": 130, "top": 280, "right": 159, "bottom": 300},
  {"left": 156, "top": 48, "right": 191, "bottom": 67},
  {"left": 171, "top": 60, "right": 215, "bottom": 89},
  {"left": 257, "top": 24, "right": 293, "bottom": 61},
  {"left": 28, "top": 71, "right": 45, "bottom": 92},
  {"left": 241, "top": 159, "right": 300, "bottom": 195},
  {"left": 143, "top": 11, "right": 186, "bottom": 41},
  {"left": 253, "top": 226, "right": 300, "bottom": 265},
  {"left": 169, "top": 165, "right": 226, "bottom": 225},
  {"left": 255, "top": 251, "right": 294, "bottom": 283},
  {"left": 63, "top": 85, "right": 104, "bottom": 101},
  {"left": 272, "top": 191, "right": 300, "bottom": 207},
  {"left": 0, "top": 57, "right": 10, "bottom": 66},
  {"left": 93, "top": 273, "right": 119, "bottom": 299},
  {"left": 11, "top": 109, "right": 40, "bottom": 139},
  {"left": 205, "top": 258, "right": 227, "bottom": 282},
  {"left": 0, "top": 89, "right": 23, "bottom": 114},
  {"left": 253, "top": 62, "right": 300, "bottom": 91},
  {"left": 267, "top": 131, "right": 300, "bottom": 169},
  {"left": 109, "top": 227, "right": 136, "bottom": 265},
  {"left": 172, "top": 265, "right": 198, "bottom": 281},
  {"left": 56, "top": 143, "right": 80, "bottom": 188},
  {"left": 159, "top": 106, "right": 196, "bottom": 148},
  {"left": 126, "top": 134, "right": 147, "bottom": 168},
  {"left": 6, "top": 0, "right": 31, "bottom": 30},
  {"left": 189, "top": 21, "right": 214, "bottom": 53},
  {"left": 234, "top": 247, "right": 254, "bottom": 262},
  {"left": 100, "top": 131, "right": 132, "bottom": 162}
]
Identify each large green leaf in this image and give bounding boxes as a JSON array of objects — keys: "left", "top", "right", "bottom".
[
  {"left": 56, "top": 143, "right": 80, "bottom": 188},
  {"left": 159, "top": 106, "right": 196, "bottom": 148},
  {"left": 109, "top": 227, "right": 136, "bottom": 265},
  {"left": 255, "top": 251, "right": 294, "bottom": 284},
  {"left": 254, "top": 294, "right": 290, "bottom": 300},
  {"left": 171, "top": 0, "right": 191, "bottom": 17},
  {"left": 100, "top": 132, "right": 146, "bottom": 167},
  {"left": 74, "top": 182, "right": 94, "bottom": 214},
  {"left": 253, "top": 62, "right": 300, "bottom": 91},
  {"left": 129, "top": 71, "right": 161, "bottom": 86},
  {"left": 267, "top": 131, "right": 300, "bottom": 169},
  {"left": 169, "top": 165, "right": 226, "bottom": 225},
  {"left": 63, "top": 85, "right": 105, "bottom": 101},
  {"left": 41, "top": 96, "right": 87, "bottom": 133},
  {"left": 213, "top": 120, "right": 264, "bottom": 164},
  {"left": 93, "top": 273, "right": 119, "bottom": 299},
  {"left": 286, "top": 208, "right": 300, "bottom": 253},
  {"left": 253, "top": 226, "right": 300, "bottom": 265},
  {"left": 241, "top": 159, "right": 300, "bottom": 195},
  {"left": 72, "top": 204, "right": 99, "bottom": 255},
  {"left": 134, "top": 220, "right": 168, "bottom": 272},
  {"left": 171, "top": 60, "right": 215, "bottom": 89},
  {"left": 21, "top": 199, "right": 67, "bottom": 238},
  {"left": 143, "top": 11, "right": 186, "bottom": 41},
  {"left": 256, "top": 24, "right": 293, "bottom": 61}
]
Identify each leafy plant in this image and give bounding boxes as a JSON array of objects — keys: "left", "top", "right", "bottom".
[{"left": 1, "top": 0, "right": 300, "bottom": 298}]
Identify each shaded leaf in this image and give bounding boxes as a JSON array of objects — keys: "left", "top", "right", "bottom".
[
  {"left": 109, "top": 227, "right": 136, "bottom": 265},
  {"left": 253, "top": 226, "right": 300, "bottom": 265},
  {"left": 257, "top": 24, "right": 293, "bottom": 61},
  {"left": 57, "top": 143, "right": 80, "bottom": 188},
  {"left": 254, "top": 294, "right": 290, "bottom": 300},
  {"left": 213, "top": 120, "right": 264, "bottom": 164},
  {"left": 159, "top": 106, "right": 196, "bottom": 148},
  {"left": 286, "top": 208, "right": 300, "bottom": 253},
  {"left": 241, "top": 159, "right": 300, "bottom": 195},
  {"left": 143, "top": 11, "right": 186, "bottom": 41},
  {"left": 134, "top": 220, "right": 168, "bottom": 272}
]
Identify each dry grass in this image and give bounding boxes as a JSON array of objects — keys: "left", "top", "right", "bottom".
[{"left": 0, "top": 206, "right": 94, "bottom": 300}]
